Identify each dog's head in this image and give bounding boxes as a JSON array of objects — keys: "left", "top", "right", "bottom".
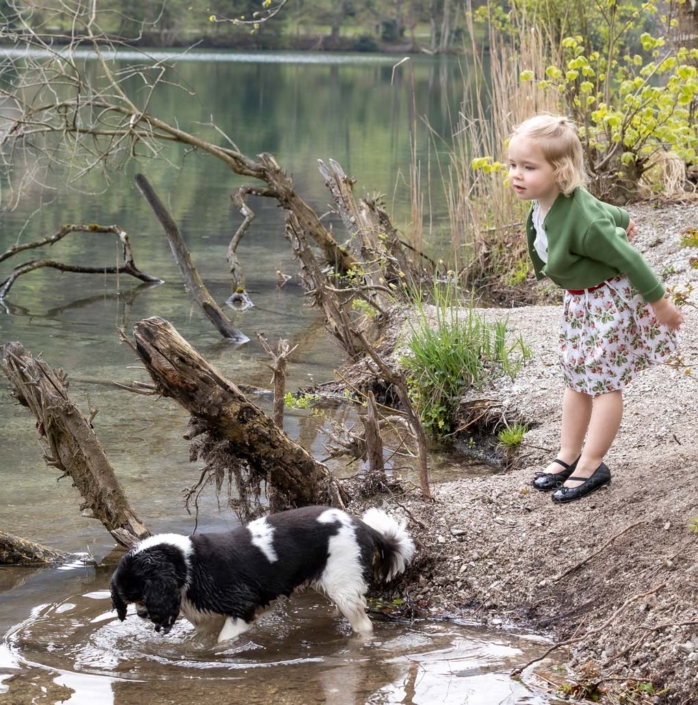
[{"left": 110, "top": 540, "right": 189, "bottom": 635}]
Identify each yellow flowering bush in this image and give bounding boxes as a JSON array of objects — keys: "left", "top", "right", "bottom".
[{"left": 519, "top": 2, "right": 698, "bottom": 200}]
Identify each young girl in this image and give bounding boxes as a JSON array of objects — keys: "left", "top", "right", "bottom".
[{"left": 507, "top": 114, "right": 683, "bottom": 503}]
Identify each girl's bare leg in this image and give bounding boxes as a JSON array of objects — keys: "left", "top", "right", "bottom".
[
  {"left": 543, "top": 388, "right": 592, "bottom": 473},
  {"left": 562, "top": 390, "right": 623, "bottom": 487}
]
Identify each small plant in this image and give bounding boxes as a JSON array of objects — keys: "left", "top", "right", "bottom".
[
  {"left": 661, "top": 264, "right": 676, "bottom": 280},
  {"left": 504, "top": 257, "right": 530, "bottom": 287},
  {"left": 689, "top": 517, "right": 698, "bottom": 534},
  {"left": 351, "top": 297, "right": 377, "bottom": 319},
  {"left": 283, "top": 392, "right": 319, "bottom": 410},
  {"left": 680, "top": 229, "right": 698, "bottom": 249},
  {"left": 401, "top": 282, "right": 530, "bottom": 436},
  {"left": 497, "top": 422, "right": 528, "bottom": 448},
  {"left": 367, "top": 597, "right": 405, "bottom": 612}
]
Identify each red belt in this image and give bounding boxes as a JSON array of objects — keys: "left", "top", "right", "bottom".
[{"left": 566, "top": 279, "right": 609, "bottom": 295}]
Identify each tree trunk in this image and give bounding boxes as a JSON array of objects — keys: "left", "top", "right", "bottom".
[
  {"left": 130, "top": 317, "right": 348, "bottom": 511},
  {"left": 439, "top": 0, "right": 451, "bottom": 53},
  {"left": 0, "top": 343, "right": 150, "bottom": 549}
]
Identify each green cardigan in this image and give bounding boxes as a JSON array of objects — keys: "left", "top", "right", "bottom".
[{"left": 526, "top": 188, "right": 664, "bottom": 302}]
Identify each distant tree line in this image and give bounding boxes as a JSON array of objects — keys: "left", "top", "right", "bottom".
[{"left": 0, "top": 0, "right": 477, "bottom": 52}]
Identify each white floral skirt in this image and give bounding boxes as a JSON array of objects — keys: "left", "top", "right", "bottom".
[{"left": 559, "top": 275, "right": 678, "bottom": 396}]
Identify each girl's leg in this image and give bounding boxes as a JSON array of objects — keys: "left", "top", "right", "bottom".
[
  {"left": 563, "top": 390, "right": 623, "bottom": 486},
  {"left": 543, "top": 388, "right": 593, "bottom": 473}
]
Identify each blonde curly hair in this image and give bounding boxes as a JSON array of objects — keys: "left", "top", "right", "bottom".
[{"left": 511, "top": 114, "right": 587, "bottom": 195}]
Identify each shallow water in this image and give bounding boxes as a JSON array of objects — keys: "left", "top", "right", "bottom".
[
  {"left": 1, "top": 50, "right": 552, "bottom": 704},
  {"left": 0, "top": 561, "right": 554, "bottom": 705}
]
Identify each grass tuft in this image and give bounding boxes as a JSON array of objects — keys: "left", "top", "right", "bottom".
[
  {"left": 401, "top": 282, "right": 530, "bottom": 436},
  {"left": 497, "top": 422, "right": 528, "bottom": 448}
]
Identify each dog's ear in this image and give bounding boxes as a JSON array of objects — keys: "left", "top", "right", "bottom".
[
  {"left": 110, "top": 576, "right": 129, "bottom": 622},
  {"left": 142, "top": 575, "right": 181, "bottom": 635}
]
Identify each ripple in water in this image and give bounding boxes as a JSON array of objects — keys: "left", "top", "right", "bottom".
[{"left": 2, "top": 585, "right": 554, "bottom": 704}]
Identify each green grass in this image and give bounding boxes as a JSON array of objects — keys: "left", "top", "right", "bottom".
[
  {"left": 497, "top": 423, "right": 528, "bottom": 448},
  {"left": 401, "top": 282, "right": 530, "bottom": 436}
]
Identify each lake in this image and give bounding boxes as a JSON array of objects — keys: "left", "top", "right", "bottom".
[{"left": 0, "top": 50, "right": 555, "bottom": 704}]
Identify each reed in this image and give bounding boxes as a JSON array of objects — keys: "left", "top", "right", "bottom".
[{"left": 444, "top": 5, "right": 560, "bottom": 286}]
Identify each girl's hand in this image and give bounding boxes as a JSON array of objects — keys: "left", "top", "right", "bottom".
[
  {"left": 626, "top": 219, "right": 638, "bottom": 241},
  {"left": 650, "top": 296, "right": 684, "bottom": 330}
]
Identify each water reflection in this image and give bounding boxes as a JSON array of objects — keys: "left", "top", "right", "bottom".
[
  {"left": 1, "top": 569, "right": 552, "bottom": 705},
  {"left": 0, "top": 50, "right": 514, "bottom": 705}
]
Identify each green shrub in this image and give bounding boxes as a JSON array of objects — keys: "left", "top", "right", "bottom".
[
  {"left": 401, "top": 283, "right": 530, "bottom": 436},
  {"left": 518, "top": 2, "right": 698, "bottom": 201},
  {"left": 355, "top": 33, "right": 380, "bottom": 52}
]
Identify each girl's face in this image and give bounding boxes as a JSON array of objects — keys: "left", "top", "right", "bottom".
[{"left": 507, "top": 135, "right": 560, "bottom": 208}]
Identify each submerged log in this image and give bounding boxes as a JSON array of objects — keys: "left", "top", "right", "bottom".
[
  {"left": 0, "top": 531, "right": 67, "bottom": 565},
  {"left": 130, "top": 317, "right": 348, "bottom": 511},
  {"left": 135, "top": 174, "right": 249, "bottom": 343},
  {"left": 1, "top": 343, "right": 150, "bottom": 549}
]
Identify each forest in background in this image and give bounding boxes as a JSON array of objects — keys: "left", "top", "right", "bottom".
[{"left": 0, "top": 0, "right": 618, "bottom": 53}]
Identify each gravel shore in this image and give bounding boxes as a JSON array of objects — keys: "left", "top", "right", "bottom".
[{"left": 369, "top": 199, "right": 698, "bottom": 703}]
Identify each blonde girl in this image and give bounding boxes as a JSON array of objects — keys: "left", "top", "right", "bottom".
[{"left": 507, "top": 114, "right": 683, "bottom": 503}]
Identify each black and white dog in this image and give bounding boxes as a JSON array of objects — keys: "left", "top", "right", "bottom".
[{"left": 110, "top": 505, "right": 415, "bottom": 643}]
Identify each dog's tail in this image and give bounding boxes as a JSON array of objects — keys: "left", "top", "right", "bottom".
[{"left": 361, "top": 508, "right": 416, "bottom": 582}]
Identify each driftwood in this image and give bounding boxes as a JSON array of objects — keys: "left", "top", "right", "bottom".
[
  {"left": 0, "top": 531, "right": 67, "bottom": 565},
  {"left": 134, "top": 174, "right": 249, "bottom": 344},
  {"left": 128, "top": 317, "right": 348, "bottom": 512},
  {"left": 256, "top": 334, "right": 297, "bottom": 428},
  {"left": 362, "top": 391, "right": 387, "bottom": 482},
  {"left": 285, "top": 212, "right": 364, "bottom": 357},
  {"left": 228, "top": 185, "right": 276, "bottom": 293},
  {"left": 0, "top": 343, "right": 150, "bottom": 549},
  {"left": 317, "top": 159, "right": 431, "bottom": 293},
  {"left": 0, "top": 224, "right": 163, "bottom": 300},
  {"left": 352, "top": 328, "right": 431, "bottom": 500}
]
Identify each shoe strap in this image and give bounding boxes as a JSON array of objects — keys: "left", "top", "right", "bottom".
[
  {"left": 552, "top": 458, "right": 571, "bottom": 470},
  {"left": 565, "top": 475, "right": 590, "bottom": 482}
]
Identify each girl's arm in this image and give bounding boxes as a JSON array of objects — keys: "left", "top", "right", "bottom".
[
  {"left": 582, "top": 219, "right": 683, "bottom": 329},
  {"left": 581, "top": 219, "right": 664, "bottom": 301},
  {"left": 598, "top": 200, "right": 630, "bottom": 230}
]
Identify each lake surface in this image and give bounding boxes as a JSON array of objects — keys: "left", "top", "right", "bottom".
[{"left": 0, "top": 50, "right": 554, "bottom": 703}]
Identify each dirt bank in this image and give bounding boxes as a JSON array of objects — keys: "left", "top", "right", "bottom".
[{"left": 363, "top": 199, "right": 698, "bottom": 703}]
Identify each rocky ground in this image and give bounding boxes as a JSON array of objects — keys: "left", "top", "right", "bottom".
[{"left": 358, "top": 199, "right": 698, "bottom": 704}]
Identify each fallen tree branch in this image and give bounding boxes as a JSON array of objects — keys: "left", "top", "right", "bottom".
[
  {"left": 511, "top": 583, "right": 666, "bottom": 677},
  {"left": 362, "top": 391, "right": 388, "bottom": 485},
  {"left": 285, "top": 211, "right": 363, "bottom": 357},
  {"left": 129, "top": 317, "right": 348, "bottom": 514},
  {"left": 0, "top": 342, "right": 149, "bottom": 549},
  {"left": 0, "top": 224, "right": 163, "bottom": 300},
  {"left": 602, "top": 619, "right": 698, "bottom": 668},
  {"left": 351, "top": 327, "right": 431, "bottom": 500},
  {"left": 256, "top": 334, "right": 297, "bottom": 428},
  {"left": 227, "top": 186, "right": 276, "bottom": 293},
  {"left": 134, "top": 173, "right": 249, "bottom": 343}
]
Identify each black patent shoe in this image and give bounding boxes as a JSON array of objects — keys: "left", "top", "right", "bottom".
[
  {"left": 551, "top": 463, "right": 612, "bottom": 503},
  {"left": 532, "top": 456, "right": 580, "bottom": 491}
]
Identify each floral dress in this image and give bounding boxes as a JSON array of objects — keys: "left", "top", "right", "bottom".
[
  {"left": 559, "top": 275, "right": 679, "bottom": 395},
  {"left": 530, "top": 202, "right": 678, "bottom": 396}
]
